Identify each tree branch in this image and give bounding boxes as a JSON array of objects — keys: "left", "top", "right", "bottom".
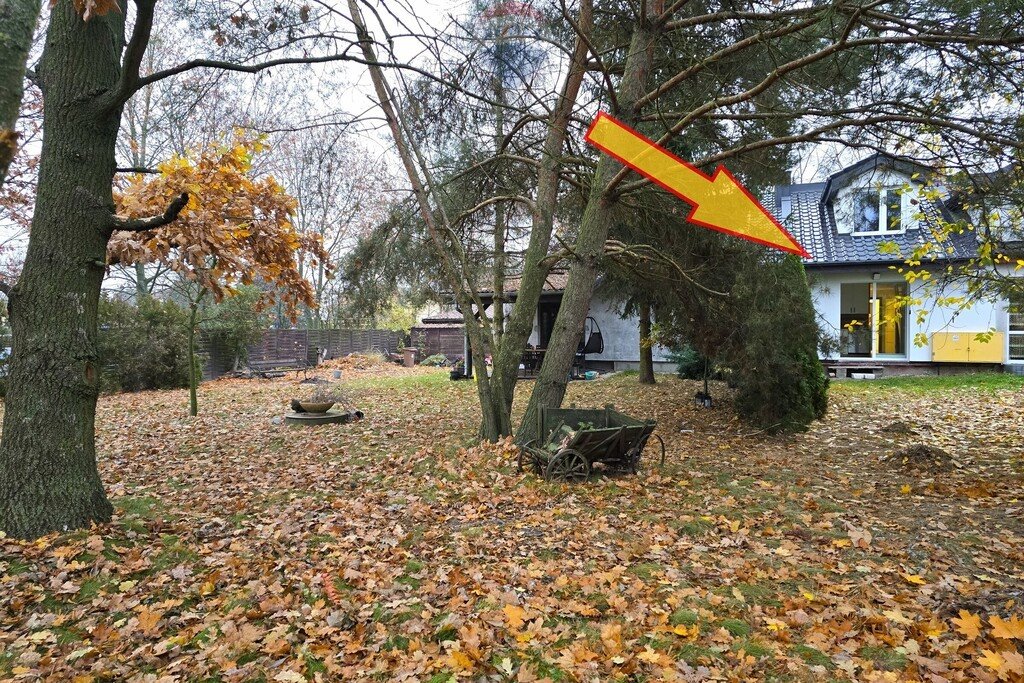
[
  {"left": 99, "top": 0, "right": 158, "bottom": 113},
  {"left": 110, "top": 192, "right": 188, "bottom": 233},
  {"left": 115, "top": 166, "right": 160, "bottom": 174}
]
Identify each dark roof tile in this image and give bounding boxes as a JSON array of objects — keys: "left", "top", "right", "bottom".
[{"left": 773, "top": 183, "right": 978, "bottom": 266}]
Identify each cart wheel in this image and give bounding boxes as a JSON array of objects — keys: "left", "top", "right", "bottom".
[
  {"left": 652, "top": 434, "right": 666, "bottom": 467},
  {"left": 546, "top": 449, "right": 590, "bottom": 482},
  {"left": 516, "top": 441, "right": 543, "bottom": 475},
  {"left": 516, "top": 441, "right": 532, "bottom": 473},
  {"left": 518, "top": 450, "right": 543, "bottom": 475}
]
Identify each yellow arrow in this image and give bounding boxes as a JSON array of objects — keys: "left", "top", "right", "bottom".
[{"left": 585, "top": 112, "right": 808, "bottom": 257}]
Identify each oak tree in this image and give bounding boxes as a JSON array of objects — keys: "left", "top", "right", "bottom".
[
  {"left": 109, "top": 132, "right": 329, "bottom": 416},
  {"left": 0, "top": 0, "right": 376, "bottom": 539}
]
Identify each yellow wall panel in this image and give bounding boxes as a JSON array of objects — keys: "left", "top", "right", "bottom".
[{"left": 931, "top": 332, "right": 1005, "bottom": 363}]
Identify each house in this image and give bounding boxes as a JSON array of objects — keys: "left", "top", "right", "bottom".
[
  {"left": 451, "top": 153, "right": 1022, "bottom": 379},
  {"left": 470, "top": 271, "right": 676, "bottom": 376},
  {"left": 778, "top": 153, "right": 1023, "bottom": 376},
  {"left": 410, "top": 310, "right": 466, "bottom": 360}
]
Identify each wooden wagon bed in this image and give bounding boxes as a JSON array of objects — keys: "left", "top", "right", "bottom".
[{"left": 518, "top": 404, "right": 664, "bottom": 481}]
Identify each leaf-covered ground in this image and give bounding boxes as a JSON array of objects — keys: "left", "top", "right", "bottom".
[{"left": 1, "top": 360, "right": 1023, "bottom": 682}]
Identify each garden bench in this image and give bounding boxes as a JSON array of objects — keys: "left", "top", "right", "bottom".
[{"left": 246, "top": 357, "right": 313, "bottom": 380}]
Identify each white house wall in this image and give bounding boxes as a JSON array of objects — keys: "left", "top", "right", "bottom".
[
  {"left": 507, "top": 290, "right": 674, "bottom": 369},
  {"left": 810, "top": 268, "right": 1011, "bottom": 362},
  {"left": 586, "top": 290, "right": 673, "bottom": 368}
]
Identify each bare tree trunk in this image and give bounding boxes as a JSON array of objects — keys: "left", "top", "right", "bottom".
[
  {"left": 187, "top": 292, "right": 205, "bottom": 417},
  {"left": 134, "top": 262, "right": 149, "bottom": 297},
  {"left": 492, "top": 85, "right": 506, "bottom": 348},
  {"left": 487, "top": 0, "right": 593, "bottom": 430},
  {"left": 638, "top": 300, "right": 655, "bottom": 385},
  {"left": 0, "top": 0, "right": 42, "bottom": 186},
  {"left": 349, "top": 0, "right": 592, "bottom": 440},
  {"left": 349, "top": 0, "right": 509, "bottom": 439},
  {"left": 0, "top": 1, "right": 124, "bottom": 538},
  {"left": 517, "top": 4, "right": 662, "bottom": 442}
]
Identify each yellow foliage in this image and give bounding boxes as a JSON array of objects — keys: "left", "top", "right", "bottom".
[
  {"left": 110, "top": 131, "right": 331, "bottom": 321},
  {"left": 951, "top": 610, "right": 982, "bottom": 640}
]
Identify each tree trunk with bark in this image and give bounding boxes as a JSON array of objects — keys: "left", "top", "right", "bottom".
[
  {"left": 187, "top": 292, "right": 204, "bottom": 417},
  {"left": 486, "top": 0, "right": 593, "bottom": 435},
  {"left": 349, "top": 0, "right": 595, "bottom": 441},
  {"left": 0, "top": 2, "right": 125, "bottom": 538},
  {"left": 0, "top": 0, "right": 42, "bottom": 186},
  {"left": 517, "top": 5, "right": 661, "bottom": 443},
  {"left": 638, "top": 300, "right": 655, "bottom": 385},
  {"left": 491, "top": 83, "right": 506, "bottom": 348}
]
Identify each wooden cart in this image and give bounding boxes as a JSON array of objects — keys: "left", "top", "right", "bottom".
[{"left": 518, "top": 404, "right": 665, "bottom": 481}]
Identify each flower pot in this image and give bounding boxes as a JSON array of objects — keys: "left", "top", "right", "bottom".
[{"left": 299, "top": 401, "right": 334, "bottom": 414}]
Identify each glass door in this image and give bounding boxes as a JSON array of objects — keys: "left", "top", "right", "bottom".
[
  {"left": 840, "top": 283, "right": 872, "bottom": 357},
  {"left": 839, "top": 281, "right": 907, "bottom": 358},
  {"left": 1010, "top": 292, "right": 1024, "bottom": 361},
  {"left": 873, "top": 283, "right": 907, "bottom": 356}
]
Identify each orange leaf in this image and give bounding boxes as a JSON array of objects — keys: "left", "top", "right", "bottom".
[
  {"left": 978, "top": 649, "right": 1004, "bottom": 673},
  {"left": 503, "top": 604, "right": 527, "bottom": 630},
  {"left": 1003, "top": 650, "right": 1024, "bottom": 677},
  {"left": 952, "top": 610, "right": 982, "bottom": 641},
  {"left": 990, "top": 615, "right": 1024, "bottom": 640},
  {"left": 448, "top": 650, "right": 474, "bottom": 671},
  {"left": 136, "top": 607, "right": 162, "bottom": 635}
]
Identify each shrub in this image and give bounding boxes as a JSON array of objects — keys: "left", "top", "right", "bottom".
[
  {"left": 201, "top": 285, "right": 269, "bottom": 370},
  {"left": 656, "top": 252, "right": 827, "bottom": 433},
  {"left": 670, "top": 345, "right": 707, "bottom": 379},
  {"left": 669, "top": 345, "right": 727, "bottom": 381},
  {"left": 419, "top": 353, "right": 448, "bottom": 367},
  {"left": 729, "top": 255, "right": 828, "bottom": 432},
  {"left": 97, "top": 296, "right": 192, "bottom": 393}
]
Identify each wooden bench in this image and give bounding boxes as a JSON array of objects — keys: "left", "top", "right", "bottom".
[{"left": 246, "top": 357, "right": 313, "bottom": 380}]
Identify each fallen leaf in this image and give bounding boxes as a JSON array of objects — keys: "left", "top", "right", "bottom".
[
  {"left": 990, "top": 615, "right": 1024, "bottom": 640},
  {"left": 952, "top": 610, "right": 982, "bottom": 641}
]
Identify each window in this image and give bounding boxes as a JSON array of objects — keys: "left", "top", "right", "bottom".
[
  {"left": 884, "top": 189, "right": 903, "bottom": 232},
  {"left": 1011, "top": 292, "right": 1024, "bottom": 361},
  {"left": 852, "top": 189, "right": 903, "bottom": 234}
]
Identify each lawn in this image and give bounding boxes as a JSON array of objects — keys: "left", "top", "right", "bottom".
[{"left": 1, "top": 359, "right": 1022, "bottom": 682}]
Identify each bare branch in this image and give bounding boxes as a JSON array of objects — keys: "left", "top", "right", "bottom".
[
  {"left": 100, "top": 0, "right": 158, "bottom": 112},
  {"left": 451, "top": 195, "right": 537, "bottom": 227},
  {"left": 115, "top": 166, "right": 159, "bottom": 174},
  {"left": 110, "top": 192, "right": 188, "bottom": 233}
]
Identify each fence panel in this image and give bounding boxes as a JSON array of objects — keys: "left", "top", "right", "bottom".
[{"left": 200, "top": 328, "right": 404, "bottom": 379}]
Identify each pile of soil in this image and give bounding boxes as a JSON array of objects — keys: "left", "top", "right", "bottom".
[
  {"left": 884, "top": 443, "right": 959, "bottom": 473},
  {"left": 322, "top": 352, "right": 391, "bottom": 371},
  {"left": 881, "top": 420, "right": 918, "bottom": 436}
]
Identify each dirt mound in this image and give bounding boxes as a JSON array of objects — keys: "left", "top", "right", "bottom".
[
  {"left": 884, "top": 444, "right": 959, "bottom": 473},
  {"left": 322, "top": 352, "right": 392, "bottom": 371},
  {"left": 881, "top": 420, "right": 918, "bottom": 436}
]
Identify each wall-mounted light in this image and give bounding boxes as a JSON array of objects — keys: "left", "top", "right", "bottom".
[{"left": 872, "top": 272, "right": 880, "bottom": 281}]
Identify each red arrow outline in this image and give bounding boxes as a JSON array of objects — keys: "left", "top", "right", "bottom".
[{"left": 584, "top": 111, "right": 809, "bottom": 258}]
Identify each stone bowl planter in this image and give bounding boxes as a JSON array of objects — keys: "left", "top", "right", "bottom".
[{"left": 299, "top": 401, "right": 334, "bottom": 414}]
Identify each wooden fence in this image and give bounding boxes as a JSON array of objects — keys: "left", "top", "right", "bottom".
[
  {"left": 200, "top": 328, "right": 404, "bottom": 379},
  {"left": 410, "top": 325, "right": 465, "bottom": 361}
]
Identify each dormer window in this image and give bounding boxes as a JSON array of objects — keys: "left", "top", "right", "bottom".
[{"left": 852, "top": 189, "right": 903, "bottom": 234}]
